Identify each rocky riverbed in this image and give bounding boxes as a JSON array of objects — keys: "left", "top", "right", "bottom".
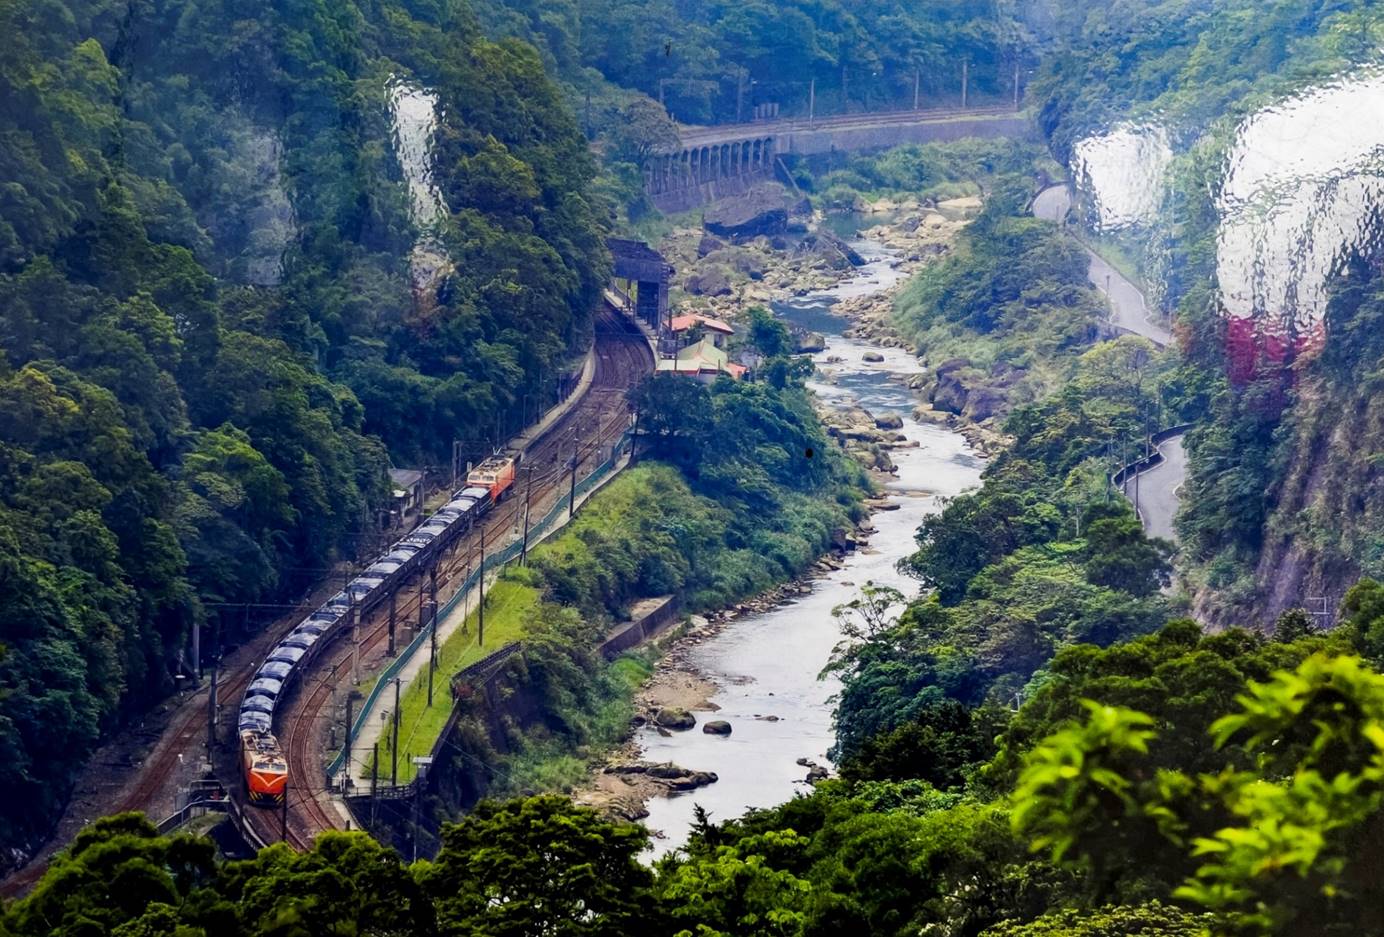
[
  {"left": 573, "top": 192, "right": 989, "bottom": 846},
  {"left": 656, "top": 191, "right": 1007, "bottom": 457}
]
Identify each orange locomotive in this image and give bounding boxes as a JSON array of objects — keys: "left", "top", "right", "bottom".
[
  {"left": 240, "top": 728, "right": 288, "bottom": 805},
  {"left": 467, "top": 453, "right": 520, "bottom": 501}
]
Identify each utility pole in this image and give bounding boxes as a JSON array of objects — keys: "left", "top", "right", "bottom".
[
  {"left": 568, "top": 430, "right": 579, "bottom": 520},
  {"left": 427, "top": 597, "right": 438, "bottom": 707},
  {"left": 461, "top": 556, "right": 471, "bottom": 636},
  {"left": 808, "top": 78, "right": 815, "bottom": 127},
  {"left": 391, "top": 677, "right": 401, "bottom": 786},
  {"left": 371, "top": 741, "right": 378, "bottom": 826},
  {"left": 961, "top": 60, "right": 969, "bottom": 109},
  {"left": 1013, "top": 60, "right": 1020, "bottom": 108},
  {"left": 191, "top": 619, "right": 200, "bottom": 682},
  {"left": 521, "top": 464, "right": 535, "bottom": 565},
  {"left": 387, "top": 590, "right": 397, "bottom": 657},
  {"left": 411, "top": 785, "right": 420, "bottom": 862},
  {"left": 429, "top": 565, "right": 438, "bottom": 620},
  {"left": 478, "top": 524, "right": 486, "bottom": 647},
  {"left": 1134, "top": 460, "right": 1141, "bottom": 519},
  {"left": 913, "top": 67, "right": 920, "bottom": 110},
  {"left": 451, "top": 440, "right": 462, "bottom": 491},
  {"left": 736, "top": 67, "right": 746, "bottom": 123},
  {"left": 343, "top": 694, "right": 354, "bottom": 794},
  {"left": 281, "top": 780, "right": 289, "bottom": 841},
  {"left": 349, "top": 597, "right": 359, "bottom": 686},
  {"left": 206, "top": 632, "right": 218, "bottom": 756}
]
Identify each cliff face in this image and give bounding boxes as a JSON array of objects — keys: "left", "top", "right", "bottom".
[{"left": 1250, "top": 377, "right": 1384, "bottom": 624}]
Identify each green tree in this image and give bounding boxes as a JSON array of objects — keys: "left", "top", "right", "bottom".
[
  {"left": 658, "top": 830, "right": 813, "bottom": 937},
  {"left": 419, "top": 796, "right": 659, "bottom": 936}
]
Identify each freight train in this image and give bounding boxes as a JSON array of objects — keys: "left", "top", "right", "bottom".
[{"left": 237, "top": 452, "right": 521, "bottom": 805}]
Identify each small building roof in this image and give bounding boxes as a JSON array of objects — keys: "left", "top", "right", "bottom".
[
  {"left": 655, "top": 337, "right": 746, "bottom": 379},
  {"left": 388, "top": 468, "right": 423, "bottom": 488},
  {"left": 670, "top": 313, "right": 735, "bottom": 335}
]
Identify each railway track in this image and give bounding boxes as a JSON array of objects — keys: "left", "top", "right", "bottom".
[
  {"left": 676, "top": 104, "right": 1021, "bottom": 148},
  {"left": 243, "top": 302, "right": 653, "bottom": 850}
]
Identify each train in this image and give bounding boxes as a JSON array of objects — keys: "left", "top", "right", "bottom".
[
  {"left": 237, "top": 451, "right": 521, "bottom": 806},
  {"left": 467, "top": 454, "right": 519, "bottom": 501}
]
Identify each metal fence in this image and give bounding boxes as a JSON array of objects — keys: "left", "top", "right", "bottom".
[{"left": 324, "top": 426, "right": 635, "bottom": 784}]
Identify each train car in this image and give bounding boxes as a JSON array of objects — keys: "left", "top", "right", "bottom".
[
  {"left": 345, "top": 574, "right": 387, "bottom": 617},
  {"left": 247, "top": 676, "right": 283, "bottom": 701},
  {"left": 267, "top": 644, "right": 307, "bottom": 667},
  {"left": 234, "top": 451, "right": 517, "bottom": 808},
  {"left": 257, "top": 660, "right": 294, "bottom": 682},
  {"left": 239, "top": 710, "right": 272, "bottom": 733},
  {"left": 240, "top": 728, "right": 288, "bottom": 806},
  {"left": 467, "top": 454, "right": 520, "bottom": 501}
]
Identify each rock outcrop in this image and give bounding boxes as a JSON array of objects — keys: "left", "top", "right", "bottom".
[
  {"left": 704, "top": 184, "right": 792, "bottom": 240},
  {"left": 654, "top": 707, "right": 697, "bottom": 730},
  {"left": 684, "top": 267, "right": 732, "bottom": 297}
]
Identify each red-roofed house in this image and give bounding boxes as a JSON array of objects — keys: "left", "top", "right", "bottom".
[{"left": 669, "top": 313, "right": 735, "bottom": 349}]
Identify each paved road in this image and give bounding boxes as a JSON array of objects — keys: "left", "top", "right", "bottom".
[
  {"left": 1121, "top": 435, "right": 1186, "bottom": 543},
  {"left": 1031, "top": 184, "right": 1172, "bottom": 348},
  {"left": 1033, "top": 183, "right": 1183, "bottom": 541}
]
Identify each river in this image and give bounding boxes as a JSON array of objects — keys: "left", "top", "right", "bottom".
[{"left": 637, "top": 234, "right": 985, "bottom": 856}]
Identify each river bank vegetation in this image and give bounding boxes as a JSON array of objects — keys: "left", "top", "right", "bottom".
[
  {"left": 12, "top": 0, "right": 1384, "bottom": 930},
  {"left": 18, "top": 586, "right": 1384, "bottom": 935},
  {"left": 375, "top": 365, "right": 867, "bottom": 796}
]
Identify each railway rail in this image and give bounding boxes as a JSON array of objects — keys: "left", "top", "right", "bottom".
[
  {"left": 675, "top": 104, "right": 1021, "bottom": 148},
  {"left": 0, "top": 302, "right": 653, "bottom": 889},
  {"left": 243, "top": 301, "right": 652, "bottom": 850}
]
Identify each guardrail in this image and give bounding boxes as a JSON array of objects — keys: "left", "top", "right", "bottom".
[
  {"left": 324, "top": 426, "right": 636, "bottom": 784},
  {"left": 156, "top": 796, "right": 266, "bottom": 850},
  {"left": 676, "top": 104, "right": 1021, "bottom": 147},
  {"left": 1110, "top": 423, "right": 1195, "bottom": 528}
]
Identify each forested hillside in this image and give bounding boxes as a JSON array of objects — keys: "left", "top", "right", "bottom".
[
  {"left": 0, "top": 0, "right": 604, "bottom": 855},
  {"left": 1007, "top": 0, "right": 1384, "bottom": 626},
  {"left": 1028, "top": 0, "right": 1383, "bottom": 151},
  {"left": 472, "top": 0, "right": 1024, "bottom": 122}
]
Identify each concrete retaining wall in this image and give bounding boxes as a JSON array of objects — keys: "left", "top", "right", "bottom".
[
  {"left": 778, "top": 113, "right": 1035, "bottom": 156},
  {"left": 598, "top": 595, "right": 681, "bottom": 659}
]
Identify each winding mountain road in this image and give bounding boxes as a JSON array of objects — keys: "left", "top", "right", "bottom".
[{"left": 1033, "top": 183, "right": 1184, "bottom": 542}]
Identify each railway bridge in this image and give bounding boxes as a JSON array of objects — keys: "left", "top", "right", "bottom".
[{"left": 647, "top": 104, "right": 1035, "bottom": 212}]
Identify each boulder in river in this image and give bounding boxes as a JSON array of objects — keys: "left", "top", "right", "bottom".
[
  {"left": 862, "top": 351, "right": 885, "bottom": 363},
  {"left": 697, "top": 235, "right": 726, "bottom": 257},
  {"left": 655, "top": 707, "right": 697, "bottom": 730},
  {"left": 684, "top": 267, "right": 732, "bottom": 297},
  {"left": 704, "top": 184, "right": 791, "bottom": 240},
  {"left": 794, "top": 331, "right": 826, "bottom": 353},
  {"left": 874, "top": 413, "right": 904, "bottom": 430},
  {"left": 805, "top": 764, "right": 829, "bottom": 782},
  {"left": 645, "top": 762, "right": 718, "bottom": 790},
  {"left": 703, "top": 720, "right": 732, "bottom": 736}
]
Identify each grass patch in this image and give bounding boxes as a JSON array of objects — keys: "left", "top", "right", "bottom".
[
  {"left": 370, "top": 578, "right": 540, "bottom": 785},
  {"left": 490, "top": 651, "right": 656, "bottom": 796}
]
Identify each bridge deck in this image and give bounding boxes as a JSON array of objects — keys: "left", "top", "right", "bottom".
[{"left": 676, "top": 104, "right": 1021, "bottom": 149}]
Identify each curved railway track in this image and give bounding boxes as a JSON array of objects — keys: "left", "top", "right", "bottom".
[{"left": 245, "top": 302, "right": 653, "bottom": 849}]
